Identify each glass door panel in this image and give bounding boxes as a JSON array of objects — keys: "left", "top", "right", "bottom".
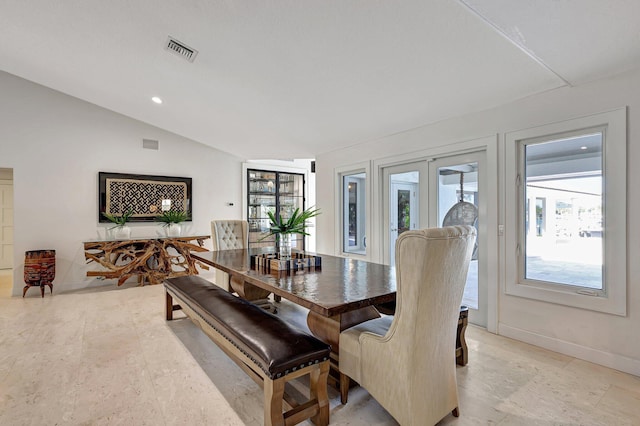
[
  {"left": 436, "top": 163, "right": 479, "bottom": 309},
  {"left": 382, "top": 161, "right": 427, "bottom": 266},
  {"left": 389, "top": 180, "right": 418, "bottom": 265},
  {"left": 278, "top": 173, "right": 305, "bottom": 250},
  {"left": 429, "top": 152, "right": 486, "bottom": 327},
  {"left": 247, "top": 170, "right": 305, "bottom": 250}
]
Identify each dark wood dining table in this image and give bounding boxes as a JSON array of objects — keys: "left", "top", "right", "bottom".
[{"left": 192, "top": 248, "right": 398, "bottom": 402}]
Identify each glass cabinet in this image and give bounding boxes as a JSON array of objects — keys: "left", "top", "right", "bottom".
[{"left": 247, "top": 169, "right": 305, "bottom": 250}]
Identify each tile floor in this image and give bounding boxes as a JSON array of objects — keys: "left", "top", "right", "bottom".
[{"left": 1, "top": 271, "right": 639, "bottom": 425}]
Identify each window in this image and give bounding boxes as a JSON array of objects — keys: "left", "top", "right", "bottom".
[
  {"left": 522, "top": 131, "right": 603, "bottom": 289},
  {"left": 343, "top": 173, "right": 366, "bottom": 255},
  {"left": 505, "top": 109, "right": 626, "bottom": 315}
]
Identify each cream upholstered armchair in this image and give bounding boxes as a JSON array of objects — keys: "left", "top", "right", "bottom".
[
  {"left": 210, "top": 220, "right": 273, "bottom": 303},
  {"left": 339, "top": 225, "right": 476, "bottom": 425}
]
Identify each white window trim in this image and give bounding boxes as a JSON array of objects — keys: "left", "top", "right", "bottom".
[
  {"left": 334, "top": 162, "right": 371, "bottom": 259},
  {"left": 504, "top": 108, "right": 627, "bottom": 316}
]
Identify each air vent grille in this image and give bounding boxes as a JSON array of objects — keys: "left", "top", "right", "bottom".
[
  {"left": 142, "top": 139, "right": 159, "bottom": 150},
  {"left": 165, "top": 37, "right": 198, "bottom": 63}
]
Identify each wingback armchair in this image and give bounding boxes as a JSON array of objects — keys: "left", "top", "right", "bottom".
[
  {"left": 211, "top": 220, "right": 249, "bottom": 251},
  {"left": 339, "top": 225, "right": 476, "bottom": 425},
  {"left": 210, "top": 220, "right": 272, "bottom": 302}
]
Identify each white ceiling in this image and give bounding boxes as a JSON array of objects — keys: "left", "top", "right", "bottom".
[{"left": 1, "top": 1, "right": 639, "bottom": 159}]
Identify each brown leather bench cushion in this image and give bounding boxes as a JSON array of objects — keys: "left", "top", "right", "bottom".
[{"left": 165, "top": 276, "right": 330, "bottom": 379}]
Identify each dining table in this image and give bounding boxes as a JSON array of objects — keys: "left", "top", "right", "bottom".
[{"left": 192, "top": 249, "right": 396, "bottom": 388}]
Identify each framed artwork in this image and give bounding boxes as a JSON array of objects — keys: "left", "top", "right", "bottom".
[{"left": 98, "top": 172, "right": 192, "bottom": 223}]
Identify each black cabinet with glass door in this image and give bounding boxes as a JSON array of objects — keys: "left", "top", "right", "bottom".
[{"left": 246, "top": 169, "right": 305, "bottom": 250}]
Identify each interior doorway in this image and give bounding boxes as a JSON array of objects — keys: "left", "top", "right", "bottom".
[{"left": 0, "top": 168, "right": 14, "bottom": 297}]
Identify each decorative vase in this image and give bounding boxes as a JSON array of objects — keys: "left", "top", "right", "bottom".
[
  {"left": 23, "top": 249, "right": 56, "bottom": 297},
  {"left": 110, "top": 225, "right": 131, "bottom": 240},
  {"left": 166, "top": 223, "right": 181, "bottom": 237},
  {"left": 279, "top": 233, "right": 292, "bottom": 260}
]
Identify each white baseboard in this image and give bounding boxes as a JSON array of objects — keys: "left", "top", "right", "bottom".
[{"left": 498, "top": 323, "right": 640, "bottom": 377}]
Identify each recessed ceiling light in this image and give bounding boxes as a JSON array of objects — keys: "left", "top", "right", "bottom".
[
  {"left": 580, "top": 146, "right": 587, "bottom": 150},
  {"left": 151, "top": 96, "right": 163, "bottom": 104}
]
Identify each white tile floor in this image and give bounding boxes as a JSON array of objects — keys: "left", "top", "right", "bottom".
[{"left": 1, "top": 272, "right": 639, "bottom": 425}]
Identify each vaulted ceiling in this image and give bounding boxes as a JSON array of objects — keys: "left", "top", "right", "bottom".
[{"left": 1, "top": 1, "right": 639, "bottom": 159}]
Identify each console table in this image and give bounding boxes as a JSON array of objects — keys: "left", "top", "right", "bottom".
[{"left": 83, "top": 235, "right": 210, "bottom": 285}]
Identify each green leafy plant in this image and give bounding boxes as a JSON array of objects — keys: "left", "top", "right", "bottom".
[
  {"left": 260, "top": 207, "right": 321, "bottom": 239},
  {"left": 156, "top": 210, "right": 189, "bottom": 226},
  {"left": 102, "top": 208, "right": 134, "bottom": 228}
]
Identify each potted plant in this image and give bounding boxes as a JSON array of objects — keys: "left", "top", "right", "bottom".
[
  {"left": 102, "top": 208, "right": 134, "bottom": 239},
  {"left": 156, "top": 210, "right": 189, "bottom": 237},
  {"left": 261, "top": 207, "right": 321, "bottom": 259}
]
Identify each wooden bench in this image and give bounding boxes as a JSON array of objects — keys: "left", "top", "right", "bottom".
[{"left": 164, "top": 275, "right": 331, "bottom": 426}]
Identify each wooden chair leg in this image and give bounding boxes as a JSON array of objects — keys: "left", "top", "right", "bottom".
[
  {"left": 22, "top": 285, "right": 29, "bottom": 298},
  {"left": 457, "top": 306, "right": 469, "bottom": 366},
  {"left": 264, "top": 377, "right": 285, "bottom": 426},
  {"left": 165, "top": 291, "right": 174, "bottom": 320},
  {"left": 310, "top": 362, "right": 330, "bottom": 426},
  {"left": 340, "top": 372, "right": 350, "bottom": 405},
  {"left": 40, "top": 284, "right": 45, "bottom": 298}
]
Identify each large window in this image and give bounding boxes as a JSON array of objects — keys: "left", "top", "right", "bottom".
[
  {"left": 505, "top": 109, "right": 626, "bottom": 315},
  {"left": 523, "top": 132, "right": 603, "bottom": 289}
]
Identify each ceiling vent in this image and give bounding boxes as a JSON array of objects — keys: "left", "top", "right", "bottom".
[{"left": 165, "top": 36, "right": 198, "bottom": 63}]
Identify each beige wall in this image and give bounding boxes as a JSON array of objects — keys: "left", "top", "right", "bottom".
[{"left": 315, "top": 67, "right": 640, "bottom": 376}]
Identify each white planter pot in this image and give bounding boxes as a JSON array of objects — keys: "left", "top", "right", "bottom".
[
  {"left": 166, "top": 223, "right": 181, "bottom": 237},
  {"left": 109, "top": 225, "right": 130, "bottom": 240}
]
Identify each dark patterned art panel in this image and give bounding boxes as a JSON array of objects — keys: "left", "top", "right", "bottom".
[{"left": 98, "top": 172, "right": 192, "bottom": 222}]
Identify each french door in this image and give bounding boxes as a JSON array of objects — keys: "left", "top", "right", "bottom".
[{"left": 381, "top": 151, "right": 488, "bottom": 327}]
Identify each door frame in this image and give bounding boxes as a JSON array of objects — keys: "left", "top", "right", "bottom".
[{"left": 0, "top": 179, "right": 14, "bottom": 270}]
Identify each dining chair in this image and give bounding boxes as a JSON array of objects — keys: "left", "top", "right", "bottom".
[
  {"left": 210, "top": 220, "right": 275, "bottom": 306},
  {"left": 338, "top": 225, "right": 476, "bottom": 425}
]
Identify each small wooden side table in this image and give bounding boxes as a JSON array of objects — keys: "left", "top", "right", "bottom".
[{"left": 23, "top": 249, "right": 56, "bottom": 297}]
